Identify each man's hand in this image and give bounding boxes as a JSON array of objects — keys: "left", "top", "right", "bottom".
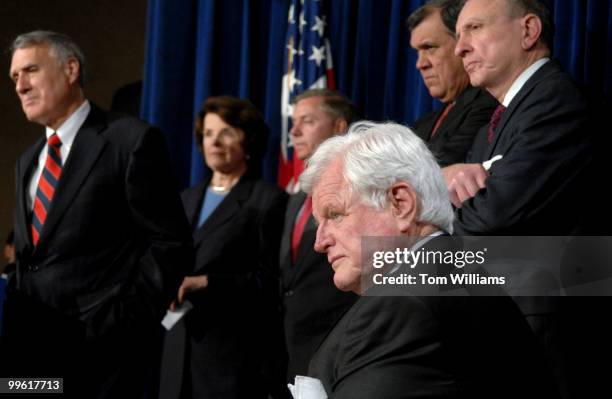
[
  {"left": 170, "top": 275, "right": 208, "bottom": 310},
  {"left": 442, "top": 163, "right": 489, "bottom": 208}
]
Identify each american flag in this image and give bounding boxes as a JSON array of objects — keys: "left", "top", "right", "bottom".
[{"left": 279, "top": 0, "right": 335, "bottom": 193}]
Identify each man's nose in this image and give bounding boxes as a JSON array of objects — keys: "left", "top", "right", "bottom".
[
  {"left": 15, "top": 74, "right": 30, "bottom": 95},
  {"left": 415, "top": 52, "right": 430, "bottom": 70},
  {"left": 455, "top": 34, "right": 469, "bottom": 57},
  {"left": 314, "top": 222, "right": 332, "bottom": 253},
  {"left": 290, "top": 122, "right": 300, "bottom": 137}
]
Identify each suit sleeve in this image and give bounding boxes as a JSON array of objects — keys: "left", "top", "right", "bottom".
[
  {"left": 329, "top": 296, "right": 457, "bottom": 399},
  {"left": 453, "top": 77, "right": 592, "bottom": 235},
  {"left": 124, "top": 127, "right": 193, "bottom": 320}
]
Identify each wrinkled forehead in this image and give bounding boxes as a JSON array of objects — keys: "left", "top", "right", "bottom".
[
  {"left": 458, "top": 0, "right": 511, "bottom": 26},
  {"left": 10, "top": 44, "right": 56, "bottom": 68},
  {"left": 12, "top": 42, "right": 56, "bottom": 59},
  {"left": 312, "top": 159, "right": 348, "bottom": 203},
  {"left": 295, "top": 96, "right": 340, "bottom": 123},
  {"left": 10, "top": 45, "right": 41, "bottom": 76}
]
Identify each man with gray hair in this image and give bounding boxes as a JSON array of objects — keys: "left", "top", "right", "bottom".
[
  {"left": 2, "top": 31, "right": 192, "bottom": 398},
  {"left": 294, "top": 121, "right": 557, "bottom": 398},
  {"left": 447, "top": 2, "right": 605, "bottom": 397},
  {"left": 280, "top": 88, "right": 360, "bottom": 384},
  {"left": 445, "top": 0, "right": 591, "bottom": 235},
  {"left": 408, "top": 0, "right": 497, "bottom": 166}
]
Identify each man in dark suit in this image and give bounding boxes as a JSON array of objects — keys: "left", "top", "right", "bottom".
[
  {"left": 444, "top": 0, "right": 592, "bottom": 235},
  {"left": 408, "top": 0, "right": 497, "bottom": 166},
  {"left": 2, "top": 31, "right": 192, "bottom": 398},
  {"left": 445, "top": 2, "right": 605, "bottom": 398},
  {"left": 280, "top": 89, "right": 360, "bottom": 383},
  {"left": 294, "top": 121, "right": 557, "bottom": 399}
]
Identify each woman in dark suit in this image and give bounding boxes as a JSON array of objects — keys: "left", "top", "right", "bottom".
[{"left": 173, "top": 96, "right": 287, "bottom": 399}]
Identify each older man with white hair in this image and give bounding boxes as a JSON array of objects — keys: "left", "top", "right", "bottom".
[{"left": 290, "top": 121, "right": 558, "bottom": 399}]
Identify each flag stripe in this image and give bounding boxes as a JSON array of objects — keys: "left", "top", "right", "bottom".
[{"left": 279, "top": 0, "right": 335, "bottom": 193}]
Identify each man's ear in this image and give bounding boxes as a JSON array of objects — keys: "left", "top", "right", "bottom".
[
  {"left": 521, "top": 13, "right": 542, "bottom": 50},
  {"left": 333, "top": 118, "right": 348, "bottom": 134},
  {"left": 388, "top": 182, "right": 418, "bottom": 233},
  {"left": 64, "top": 57, "right": 81, "bottom": 85}
]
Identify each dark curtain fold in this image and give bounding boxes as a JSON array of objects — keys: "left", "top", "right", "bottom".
[
  {"left": 141, "top": 0, "right": 612, "bottom": 188},
  {"left": 140, "top": 0, "right": 198, "bottom": 189}
]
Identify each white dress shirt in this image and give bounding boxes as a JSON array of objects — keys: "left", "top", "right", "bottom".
[
  {"left": 502, "top": 57, "right": 550, "bottom": 107},
  {"left": 27, "top": 100, "right": 91, "bottom": 210}
]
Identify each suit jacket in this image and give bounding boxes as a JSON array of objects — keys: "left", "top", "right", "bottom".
[
  {"left": 308, "top": 235, "right": 559, "bottom": 399},
  {"left": 3, "top": 104, "right": 193, "bottom": 397},
  {"left": 412, "top": 86, "right": 497, "bottom": 167},
  {"left": 280, "top": 192, "right": 358, "bottom": 382},
  {"left": 455, "top": 60, "right": 593, "bottom": 235},
  {"left": 180, "top": 176, "right": 287, "bottom": 399}
]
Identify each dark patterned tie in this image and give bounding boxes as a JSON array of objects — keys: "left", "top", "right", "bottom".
[
  {"left": 487, "top": 104, "right": 506, "bottom": 143},
  {"left": 31, "top": 133, "right": 63, "bottom": 245}
]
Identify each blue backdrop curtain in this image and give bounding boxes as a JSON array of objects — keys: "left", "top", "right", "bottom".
[{"left": 140, "top": 0, "right": 612, "bottom": 189}]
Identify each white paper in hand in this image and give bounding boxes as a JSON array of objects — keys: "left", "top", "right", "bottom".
[
  {"left": 287, "top": 375, "right": 328, "bottom": 399},
  {"left": 161, "top": 300, "right": 193, "bottom": 330}
]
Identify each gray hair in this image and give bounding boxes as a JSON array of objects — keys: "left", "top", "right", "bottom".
[
  {"left": 11, "top": 30, "right": 87, "bottom": 87},
  {"left": 293, "top": 89, "right": 361, "bottom": 126},
  {"left": 407, "top": 0, "right": 463, "bottom": 35},
  {"left": 300, "top": 121, "right": 454, "bottom": 233}
]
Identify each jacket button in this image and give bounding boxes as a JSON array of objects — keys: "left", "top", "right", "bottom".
[{"left": 284, "top": 290, "right": 294, "bottom": 297}]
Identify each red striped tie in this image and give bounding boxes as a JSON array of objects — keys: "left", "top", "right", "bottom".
[
  {"left": 291, "top": 196, "right": 312, "bottom": 264},
  {"left": 31, "top": 133, "right": 63, "bottom": 246}
]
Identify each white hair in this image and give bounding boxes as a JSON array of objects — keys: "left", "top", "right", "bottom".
[
  {"left": 12, "top": 30, "right": 88, "bottom": 87},
  {"left": 300, "top": 121, "right": 454, "bottom": 233}
]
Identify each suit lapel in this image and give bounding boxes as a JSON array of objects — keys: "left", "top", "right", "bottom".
[
  {"left": 417, "top": 109, "right": 441, "bottom": 141},
  {"left": 434, "top": 86, "right": 478, "bottom": 141},
  {"left": 431, "top": 105, "right": 457, "bottom": 142},
  {"left": 193, "top": 177, "right": 254, "bottom": 245},
  {"left": 15, "top": 137, "right": 45, "bottom": 251},
  {"left": 295, "top": 216, "right": 317, "bottom": 268},
  {"left": 35, "top": 105, "right": 108, "bottom": 249},
  {"left": 486, "top": 104, "right": 514, "bottom": 160},
  {"left": 280, "top": 192, "right": 307, "bottom": 285},
  {"left": 182, "top": 181, "right": 208, "bottom": 228},
  {"left": 486, "top": 60, "right": 559, "bottom": 159}
]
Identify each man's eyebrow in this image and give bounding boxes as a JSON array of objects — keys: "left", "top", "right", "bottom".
[
  {"left": 311, "top": 210, "right": 321, "bottom": 226},
  {"left": 416, "top": 41, "right": 437, "bottom": 49},
  {"left": 10, "top": 63, "right": 36, "bottom": 78},
  {"left": 312, "top": 205, "right": 325, "bottom": 226},
  {"left": 459, "top": 17, "right": 485, "bottom": 28}
]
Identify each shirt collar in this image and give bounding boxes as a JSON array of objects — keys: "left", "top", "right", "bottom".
[
  {"left": 502, "top": 58, "right": 549, "bottom": 107},
  {"left": 45, "top": 100, "right": 91, "bottom": 150},
  {"left": 388, "top": 230, "right": 445, "bottom": 275}
]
